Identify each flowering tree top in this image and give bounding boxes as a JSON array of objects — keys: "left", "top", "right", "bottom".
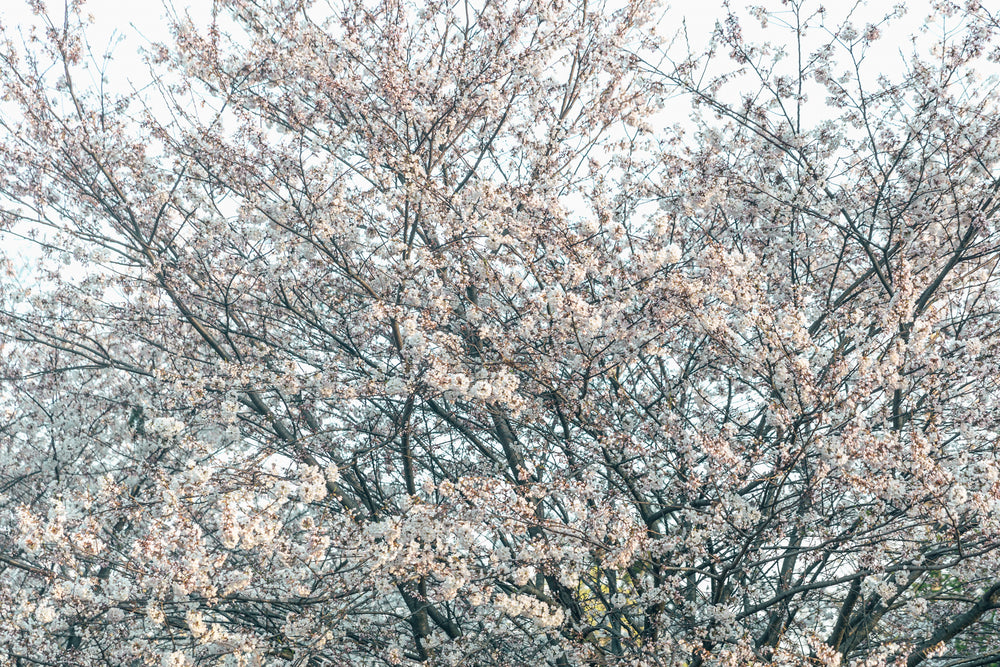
[{"left": 2, "top": 0, "right": 1000, "bottom": 665}]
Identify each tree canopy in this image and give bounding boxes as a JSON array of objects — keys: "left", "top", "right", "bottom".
[{"left": 2, "top": 0, "right": 1000, "bottom": 665}]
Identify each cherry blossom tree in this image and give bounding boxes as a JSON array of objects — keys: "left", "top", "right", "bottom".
[{"left": 2, "top": 0, "right": 1000, "bottom": 664}]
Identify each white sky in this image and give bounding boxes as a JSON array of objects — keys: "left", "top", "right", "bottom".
[
  {"left": 0, "top": 0, "right": 942, "bottom": 100},
  {"left": 0, "top": 0, "right": 726, "bottom": 48}
]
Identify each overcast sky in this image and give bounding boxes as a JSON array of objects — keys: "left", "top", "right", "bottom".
[
  {"left": 0, "top": 0, "right": 940, "bottom": 95},
  {"left": 0, "top": 0, "right": 727, "bottom": 65}
]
